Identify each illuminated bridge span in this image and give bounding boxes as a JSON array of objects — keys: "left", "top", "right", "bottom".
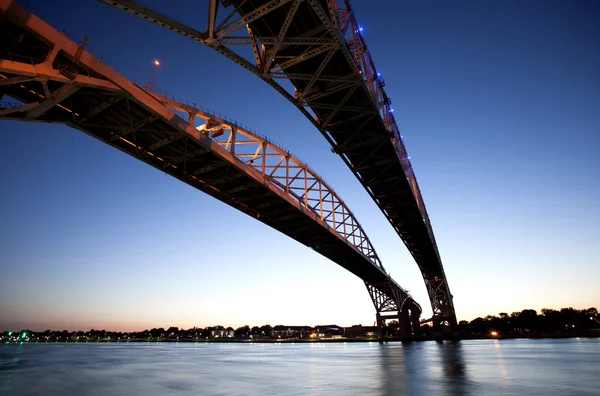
[
  {"left": 0, "top": 0, "right": 422, "bottom": 336},
  {"left": 99, "top": 0, "right": 458, "bottom": 330}
]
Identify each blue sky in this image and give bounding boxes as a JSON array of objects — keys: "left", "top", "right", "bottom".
[{"left": 1, "top": 0, "right": 598, "bottom": 331}]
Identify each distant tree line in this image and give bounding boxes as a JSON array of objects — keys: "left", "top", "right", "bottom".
[
  {"left": 451, "top": 307, "right": 598, "bottom": 336},
  {"left": 1, "top": 324, "right": 280, "bottom": 342},
  {"left": 2, "top": 307, "right": 598, "bottom": 341}
]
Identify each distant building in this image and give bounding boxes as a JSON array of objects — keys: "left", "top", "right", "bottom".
[
  {"left": 314, "top": 325, "right": 342, "bottom": 339},
  {"left": 272, "top": 325, "right": 313, "bottom": 339},
  {"left": 211, "top": 326, "right": 234, "bottom": 338},
  {"left": 343, "top": 325, "right": 378, "bottom": 338}
]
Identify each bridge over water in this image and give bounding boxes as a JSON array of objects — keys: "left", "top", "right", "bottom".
[
  {"left": 98, "top": 0, "right": 458, "bottom": 330},
  {"left": 0, "top": 0, "right": 423, "bottom": 336}
]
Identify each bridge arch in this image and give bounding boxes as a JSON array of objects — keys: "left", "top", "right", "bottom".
[
  {"left": 99, "top": 0, "right": 457, "bottom": 330},
  {"left": 0, "top": 0, "right": 421, "bottom": 335}
]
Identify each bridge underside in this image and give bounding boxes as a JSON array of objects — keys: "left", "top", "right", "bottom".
[
  {"left": 231, "top": 0, "right": 456, "bottom": 330},
  {"left": 96, "top": 0, "right": 458, "bottom": 330},
  {"left": 0, "top": 0, "right": 422, "bottom": 336}
]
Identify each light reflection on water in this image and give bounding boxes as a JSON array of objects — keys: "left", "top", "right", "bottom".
[{"left": 0, "top": 338, "right": 599, "bottom": 395}]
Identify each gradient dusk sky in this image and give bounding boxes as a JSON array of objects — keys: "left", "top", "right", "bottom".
[{"left": 1, "top": 0, "right": 599, "bottom": 332}]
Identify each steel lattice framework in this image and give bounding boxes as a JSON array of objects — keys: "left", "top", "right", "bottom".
[
  {"left": 98, "top": 0, "right": 457, "bottom": 329},
  {"left": 0, "top": 0, "right": 422, "bottom": 334},
  {"left": 149, "top": 86, "right": 383, "bottom": 270}
]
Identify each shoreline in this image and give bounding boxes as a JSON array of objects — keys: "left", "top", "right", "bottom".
[{"left": 4, "top": 333, "right": 599, "bottom": 344}]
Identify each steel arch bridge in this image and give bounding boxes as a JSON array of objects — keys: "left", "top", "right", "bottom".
[
  {"left": 98, "top": 0, "right": 458, "bottom": 330},
  {"left": 0, "top": 0, "right": 423, "bottom": 336}
]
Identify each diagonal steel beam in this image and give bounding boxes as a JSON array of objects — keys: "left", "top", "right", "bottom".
[
  {"left": 247, "top": 25, "right": 263, "bottom": 69},
  {"left": 270, "top": 44, "right": 333, "bottom": 73},
  {"left": 319, "top": 84, "right": 358, "bottom": 128},
  {"left": 299, "top": 48, "right": 336, "bottom": 98},
  {"left": 0, "top": 101, "right": 38, "bottom": 116},
  {"left": 215, "top": 0, "right": 294, "bottom": 39},
  {"left": 0, "top": 75, "right": 36, "bottom": 86},
  {"left": 26, "top": 83, "right": 81, "bottom": 118},
  {"left": 301, "top": 80, "right": 357, "bottom": 103},
  {"left": 0, "top": 60, "right": 119, "bottom": 91},
  {"left": 263, "top": 0, "right": 301, "bottom": 71},
  {"left": 41, "top": 80, "right": 51, "bottom": 99}
]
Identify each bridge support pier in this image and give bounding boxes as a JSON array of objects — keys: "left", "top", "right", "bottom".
[
  {"left": 432, "top": 315, "right": 458, "bottom": 335},
  {"left": 365, "top": 281, "right": 422, "bottom": 338},
  {"left": 376, "top": 313, "right": 383, "bottom": 339},
  {"left": 412, "top": 309, "right": 421, "bottom": 336},
  {"left": 400, "top": 308, "right": 411, "bottom": 336},
  {"left": 400, "top": 304, "right": 422, "bottom": 337},
  {"left": 434, "top": 317, "right": 441, "bottom": 334},
  {"left": 376, "top": 307, "right": 420, "bottom": 337},
  {"left": 425, "top": 276, "right": 458, "bottom": 334}
]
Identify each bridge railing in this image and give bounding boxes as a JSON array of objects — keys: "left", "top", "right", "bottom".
[
  {"left": 4, "top": 52, "right": 45, "bottom": 65},
  {"left": 140, "top": 81, "right": 310, "bottom": 171}
]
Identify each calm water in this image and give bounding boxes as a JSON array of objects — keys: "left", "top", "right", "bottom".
[{"left": 1, "top": 338, "right": 599, "bottom": 395}]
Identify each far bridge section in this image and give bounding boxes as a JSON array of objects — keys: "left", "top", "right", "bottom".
[
  {"left": 97, "top": 0, "right": 458, "bottom": 330},
  {"left": 0, "top": 0, "right": 421, "bottom": 337}
]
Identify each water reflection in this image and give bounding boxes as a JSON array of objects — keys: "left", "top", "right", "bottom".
[
  {"left": 378, "top": 343, "right": 409, "bottom": 394},
  {"left": 1, "top": 339, "right": 598, "bottom": 395},
  {"left": 438, "top": 341, "right": 471, "bottom": 396},
  {"left": 377, "top": 341, "right": 471, "bottom": 395},
  {"left": 0, "top": 342, "right": 25, "bottom": 395},
  {"left": 493, "top": 339, "right": 511, "bottom": 386}
]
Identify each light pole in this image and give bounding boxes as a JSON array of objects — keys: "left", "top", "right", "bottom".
[{"left": 151, "top": 59, "right": 160, "bottom": 86}]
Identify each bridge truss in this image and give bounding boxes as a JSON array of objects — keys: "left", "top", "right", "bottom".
[
  {"left": 98, "top": 0, "right": 457, "bottom": 330},
  {"left": 0, "top": 0, "right": 422, "bottom": 335}
]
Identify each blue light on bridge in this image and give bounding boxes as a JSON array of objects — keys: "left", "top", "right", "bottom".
[{"left": 359, "top": 26, "right": 364, "bottom": 32}]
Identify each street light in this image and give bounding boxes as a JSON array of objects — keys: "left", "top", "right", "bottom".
[{"left": 151, "top": 59, "right": 160, "bottom": 86}]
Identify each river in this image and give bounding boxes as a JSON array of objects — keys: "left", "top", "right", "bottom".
[{"left": 1, "top": 338, "right": 598, "bottom": 395}]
